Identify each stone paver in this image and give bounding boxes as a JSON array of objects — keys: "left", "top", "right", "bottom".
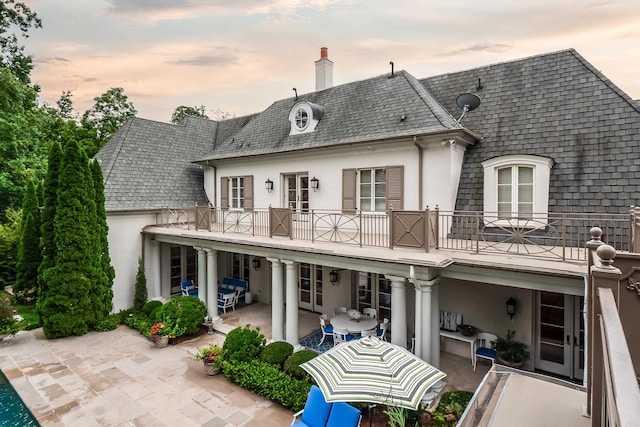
[{"left": 0, "top": 326, "right": 292, "bottom": 426}]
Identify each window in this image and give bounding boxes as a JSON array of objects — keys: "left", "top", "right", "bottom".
[
  {"left": 230, "top": 177, "right": 244, "bottom": 208},
  {"left": 342, "top": 166, "right": 403, "bottom": 213},
  {"left": 360, "top": 168, "right": 386, "bottom": 212},
  {"left": 482, "top": 155, "right": 554, "bottom": 223},
  {"left": 294, "top": 108, "right": 309, "bottom": 131},
  {"left": 288, "top": 101, "right": 325, "bottom": 135}
]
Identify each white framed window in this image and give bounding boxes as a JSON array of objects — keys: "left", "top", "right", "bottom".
[
  {"left": 288, "top": 101, "right": 325, "bottom": 135},
  {"left": 230, "top": 177, "right": 244, "bottom": 209},
  {"left": 482, "top": 155, "right": 554, "bottom": 225},
  {"left": 360, "top": 168, "right": 386, "bottom": 212}
]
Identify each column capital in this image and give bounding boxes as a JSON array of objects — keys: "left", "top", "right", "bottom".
[
  {"left": 266, "top": 257, "right": 281, "bottom": 264},
  {"left": 414, "top": 277, "right": 440, "bottom": 291},
  {"left": 193, "top": 246, "right": 205, "bottom": 252},
  {"left": 204, "top": 247, "right": 217, "bottom": 255},
  {"left": 281, "top": 259, "right": 296, "bottom": 267},
  {"left": 384, "top": 275, "right": 407, "bottom": 285}
]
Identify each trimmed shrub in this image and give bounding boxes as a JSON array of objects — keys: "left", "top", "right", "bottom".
[
  {"left": 153, "top": 296, "right": 206, "bottom": 337},
  {"left": 124, "top": 312, "right": 153, "bottom": 336},
  {"left": 261, "top": 341, "right": 294, "bottom": 367},
  {"left": 142, "top": 300, "right": 162, "bottom": 317},
  {"left": 223, "top": 325, "right": 266, "bottom": 364},
  {"left": 284, "top": 349, "right": 318, "bottom": 380},
  {"left": 94, "top": 314, "right": 120, "bottom": 331},
  {"left": 223, "top": 359, "right": 311, "bottom": 412}
]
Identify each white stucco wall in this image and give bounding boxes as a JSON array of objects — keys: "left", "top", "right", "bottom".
[{"left": 107, "top": 212, "right": 157, "bottom": 312}]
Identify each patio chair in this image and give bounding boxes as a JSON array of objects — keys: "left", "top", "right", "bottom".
[
  {"left": 377, "top": 318, "right": 389, "bottom": 341},
  {"left": 362, "top": 307, "right": 377, "bottom": 319},
  {"left": 334, "top": 306, "right": 347, "bottom": 315},
  {"left": 474, "top": 332, "right": 497, "bottom": 371},
  {"left": 319, "top": 314, "right": 334, "bottom": 346},
  {"left": 333, "top": 327, "right": 354, "bottom": 346},
  {"left": 326, "top": 401, "right": 361, "bottom": 427},
  {"left": 217, "top": 293, "right": 235, "bottom": 314},
  {"left": 180, "top": 280, "right": 198, "bottom": 297},
  {"left": 291, "top": 385, "right": 333, "bottom": 427},
  {"left": 359, "top": 328, "right": 378, "bottom": 338}
]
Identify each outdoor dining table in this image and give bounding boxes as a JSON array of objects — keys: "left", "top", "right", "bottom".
[{"left": 330, "top": 314, "right": 378, "bottom": 335}]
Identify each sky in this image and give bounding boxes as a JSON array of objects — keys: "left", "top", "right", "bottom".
[{"left": 20, "top": 0, "right": 640, "bottom": 123}]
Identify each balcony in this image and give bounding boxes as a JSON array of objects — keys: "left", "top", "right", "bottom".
[{"left": 158, "top": 206, "right": 629, "bottom": 262}]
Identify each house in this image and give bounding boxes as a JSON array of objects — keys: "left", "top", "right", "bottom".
[{"left": 95, "top": 47, "right": 640, "bottom": 388}]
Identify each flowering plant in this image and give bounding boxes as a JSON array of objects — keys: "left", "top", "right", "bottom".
[
  {"left": 150, "top": 323, "right": 168, "bottom": 337},
  {"left": 189, "top": 345, "right": 224, "bottom": 370}
]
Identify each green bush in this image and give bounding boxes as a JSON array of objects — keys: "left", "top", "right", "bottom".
[
  {"left": 142, "top": 300, "right": 162, "bottom": 317},
  {"left": 124, "top": 312, "right": 153, "bottom": 336},
  {"left": 94, "top": 314, "right": 120, "bottom": 331},
  {"left": 223, "top": 325, "right": 266, "bottom": 363},
  {"left": 432, "top": 390, "right": 474, "bottom": 426},
  {"left": 223, "top": 359, "right": 311, "bottom": 412},
  {"left": 284, "top": 349, "right": 317, "bottom": 380},
  {"left": 153, "top": 296, "right": 206, "bottom": 337},
  {"left": 261, "top": 341, "right": 294, "bottom": 367}
]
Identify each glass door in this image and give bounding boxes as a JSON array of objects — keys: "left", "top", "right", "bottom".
[
  {"left": 284, "top": 174, "right": 309, "bottom": 220},
  {"left": 298, "top": 263, "right": 325, "bottom": 312}
]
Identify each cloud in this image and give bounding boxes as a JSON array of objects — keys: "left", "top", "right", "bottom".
[
  {"left": 35, "top": 57, "right": 71, "bottom": 64},
  {"left": 441, "top": 43, "right": 512, "bottom": 58},
  {"left": 167, "top": 49, "right": 239, "bottom": 67}
]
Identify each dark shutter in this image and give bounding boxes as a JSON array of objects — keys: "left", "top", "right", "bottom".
[
  {"left": 220, "top": 177, "right": 229, "bottom": 208},
  {"left": 244, "top": 175, "right": 254, "bottom": 210},
  {"left": 342, "top": 168, "right": 357, "bottom": 214},
  {"left": 386, "top": 166, "right": 403, "bottom": 210}
]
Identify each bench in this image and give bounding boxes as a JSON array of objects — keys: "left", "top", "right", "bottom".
[{"left": 221, "top": 278, "right": 248, "bottom": 300}]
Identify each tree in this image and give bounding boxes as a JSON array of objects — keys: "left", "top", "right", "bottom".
[
  {"left": 171, "top": 105, "right": 209, "bottom": 124},
  {"left": 0, "top": 208, "right": 20, "bottom": 288},
  {"left": 133, "top": 257, "right": 147, "bottom": 312},
  {"left": 90, "top": 159, "right": 113, "bottom": 317},
  {"left": 0, "top": 0, "right": 42, "bottom": 84},
  {"left": 39, "top": 139, "right": 96, "bottom": 338},
  {"left": 80, "top": 87, "right": 137, "bottom": 155},
  {"left": 14, "top": 178, "right": 40, "bottom": 302},
  {"left": 56, "top": 90, "right": 77, "bottom": 121}
]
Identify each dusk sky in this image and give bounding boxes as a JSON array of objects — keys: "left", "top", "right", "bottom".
[{"left": 22, "top": 0, "right": 640, "bottom": 123}]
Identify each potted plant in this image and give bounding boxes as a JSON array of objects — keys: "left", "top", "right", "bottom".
[
  {"left": 150, "top": 323, "right": 169, "bottom": 347},
  {"left": 494, "top": 330, "right": 530, "bottom": 368},
  {"left": 189, "top": 345, "right": 224, "bottom": 376}
]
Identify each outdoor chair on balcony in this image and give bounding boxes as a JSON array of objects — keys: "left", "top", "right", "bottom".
[
  {"left": 474, "top": 332, "right": 497, "bottom": 371},
  {"left": 362, "top": 308, "right": 377, "bottom": 319},
  {"left": 180, "top": 280, "right": 198, "bottom": 297},
  {"left": 217, "top": 293, "right": 236, "bottom": 314},
  {"left": 333, "top": 327, "right": 354, "bottom": 346},
  {"left": 319, "top": 314, "right": 334, "bottom": 346},
  {"left": 377, "top": 318, "right": 389, "bottom": 341}
]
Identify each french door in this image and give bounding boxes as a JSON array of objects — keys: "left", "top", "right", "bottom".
[
  {"left": 284, "top": 174, "right": 309, "bottom": 219},
  {"left": 535, "top": 291, "right": 584, "bottom": 381},
  {"left": 298, "top": 263, "right": 325, "bottom": 312},
  {"left": 357, "top": 272, "right": 391, "bottom": 321}
]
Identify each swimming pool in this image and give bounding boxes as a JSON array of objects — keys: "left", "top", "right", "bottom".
[{"left": 0, "top": 369, "right": 40, "bottom": 426}]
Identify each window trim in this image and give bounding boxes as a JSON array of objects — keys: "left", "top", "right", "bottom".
[
  {"left": 482, "top": 155, "right": 554, "bottom": 226},
  {"left": 230, "top": 176, "right": 244, "bottom": 209}
]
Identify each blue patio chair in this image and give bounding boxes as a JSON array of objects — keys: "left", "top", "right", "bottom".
[
  {"left": 319, "top": 314, "right": 333, "bottom": 346},
  {"left": 474, "top": 332, "right": 497, "bottom": 371},
  {"left": 180, "top": 280, "right": 198, "bottom": 297},
  {"left": 291, "top": 385, "right": 332, "bottom": 427},
  {"left": 326, "top": 402, "right": 361, "bottom": 427}
]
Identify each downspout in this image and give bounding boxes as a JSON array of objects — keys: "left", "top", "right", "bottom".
[
  {"left": 410, "top": 265, "right": 422, "bottom": 358},
  {"left": 413, "top": 136, "right": 423, "bottom": 208}
]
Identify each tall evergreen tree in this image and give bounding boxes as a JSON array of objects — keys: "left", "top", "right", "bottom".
[
  {"left": 39, "top": 139, "right": 96, "bottom": 338},
  {"left": 90, "top": 159, "right": 113, "bottom": 320},
  {"left": 14, "top": 179, "right": 40, "bottom": 302},
  {"left": 133, "top": 257, "right": 147, "bottom": 312},
  {"left": 37, "top": 142, "right": 61, "bottom": 319}
]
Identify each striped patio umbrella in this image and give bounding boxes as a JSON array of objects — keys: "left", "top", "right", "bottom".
[{"left": 300, "top": 336, "right": 446, "bottom": 411}]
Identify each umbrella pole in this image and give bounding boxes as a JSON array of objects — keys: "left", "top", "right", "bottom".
[{"left": 368, "top": 403, "right": 375, "bottom": 427}]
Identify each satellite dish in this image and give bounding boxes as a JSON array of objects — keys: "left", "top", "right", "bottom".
[{"left": 455, "top": 93, "right": 481, "bottom": 125}]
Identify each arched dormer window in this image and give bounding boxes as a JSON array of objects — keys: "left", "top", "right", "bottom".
[{"left": 289, "top": 101, "right": 325, "bottom": 135}]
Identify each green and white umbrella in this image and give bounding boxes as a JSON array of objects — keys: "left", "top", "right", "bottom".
[{"left": 301, "top": 336, "right": 446, "bottom": 411}]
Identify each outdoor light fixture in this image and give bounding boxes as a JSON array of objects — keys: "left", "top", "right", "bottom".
[
  {"left": 506, "top": 297, "right": 517, "bottom": 319},
  {"left": 310, "top": 176, "right": 319, "bottom": 192},
  {"left": 252, "top": 257, "right": 260, "bottom": 271},
  {"left": 329, "top": 269, "right": 339, "bottom": 285},
  {"left": 265, "top": 179, "right": 273, "bottom": 193}
]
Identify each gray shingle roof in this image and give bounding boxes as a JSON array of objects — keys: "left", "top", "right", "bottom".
[
  {"left": 421, "top": 49, "right": 640, "bottom": 214},
  {"left": 198, "top": 70, "right": 466, "bottom": 162}
]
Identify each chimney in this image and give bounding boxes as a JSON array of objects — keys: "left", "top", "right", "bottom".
[{"left": 315, "top": 47, "right": 333, "bottom": 91}]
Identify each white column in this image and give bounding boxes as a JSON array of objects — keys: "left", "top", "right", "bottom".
[
  {"left": 387, "top": 275, "right": 408, "bottom": 348},
  {"left": 195, "top": 247, "right": 207, "bottom": 306},
  {"left": 283, "top": 260, "right": 301, "bottom": 350},
  {"left": 430, "top": 281, "right": 440, "bottom": 367},
  {"left": 205, "top": 248, "right": 219, "bottom": 322},
  {"left": 150, "top": 239, "right": 161, "bottom": 298},
  {"left": 413, "top": 277, "right": 440, "bottom": 366},
  {"left": 267, "top": 257, "right": 284, "bottom": 342}
]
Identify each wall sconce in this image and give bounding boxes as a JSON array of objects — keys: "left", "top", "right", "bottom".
[
  {"left": 506, "top": 297, "right": 517, "bottom": 319},
  {"left": 252, "top": 257, "right": 260, "bottom": 271},
  {"left": 265, "top": 179, "right": 273, "bottom": 193},
  {"left": 310, "top": 176, "right": 319, "bottom": 192},
  {"left": 329, "top": 269, "right": 339, "bottom": 285}
]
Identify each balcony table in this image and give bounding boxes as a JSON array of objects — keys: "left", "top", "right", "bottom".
[
  {"left": 439, "top": 329, "right": 477, "bottom": 366},
  {"left": 330, "top": 314, "right": 378, "bottom": 335}
]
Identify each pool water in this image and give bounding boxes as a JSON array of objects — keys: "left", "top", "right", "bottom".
[{"left": 0, "top": 370, "right": 40, "bottom": 426}]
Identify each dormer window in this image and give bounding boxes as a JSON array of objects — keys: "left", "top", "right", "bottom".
[{"left": 289, "top": 101, "right": 325, "bottom": 135}]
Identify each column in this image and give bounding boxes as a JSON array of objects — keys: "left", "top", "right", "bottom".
[
  {"left": 430, "top": 281, "right": 440, "bottom": 366},
  {"left": 150, "top": 239, "right": 161, "bottom": 298},
  {"left": 195, "top": 247, "right": 207, "bottom": 306},
  {"left": 267, "top": 257, "right": 284, "bottom": 342},
  {"left": 413, "top": 277, "right": 440, "bottom": 365},
  {"left": 386, "top": 275, "right": 408, "bottom": 348},
  {"left": 283, "top": 260, "right": 301, "bottom": 350},
  {"left": 205, "top": 248, "right": 219, "bottom": 322}
]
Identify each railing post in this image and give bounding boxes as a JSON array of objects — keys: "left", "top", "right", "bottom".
[
  {"left": 425, "top": 206, "right": 430, "bottom": 253},
  {"left": 561, "top": 213, "right": 566, "bottom": 261},
  {"left": 311, "top": 209, "right": 315, "bottom": 243},
  {"left": 387, "top": 208, "right": 392, "bottom": 249},
  {"left": 474, "top": 211, "right": 480, "bottom": 253},
  {"left": 289, "top": 205, "right": 293, "bottom": 240},
  {"left": 435, "top": 205, "right": 440, "bottom": 249},
  {"left": 268, "top": 205, "right": 273, "bottom": 238}
]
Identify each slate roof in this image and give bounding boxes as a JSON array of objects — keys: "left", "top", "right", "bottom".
[
  {"left": 197, "top": 70, "right": 469, "bottom": 162},
  {"left": 96, "top": 115, "right": 252, "bottom": 210},
  {"left": 421, "top": 49, "right": 640, "bottom": 214}
]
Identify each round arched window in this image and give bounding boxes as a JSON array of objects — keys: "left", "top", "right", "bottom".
[{"left": 294, "top": 108, "right": 309, "bottom": 130}]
